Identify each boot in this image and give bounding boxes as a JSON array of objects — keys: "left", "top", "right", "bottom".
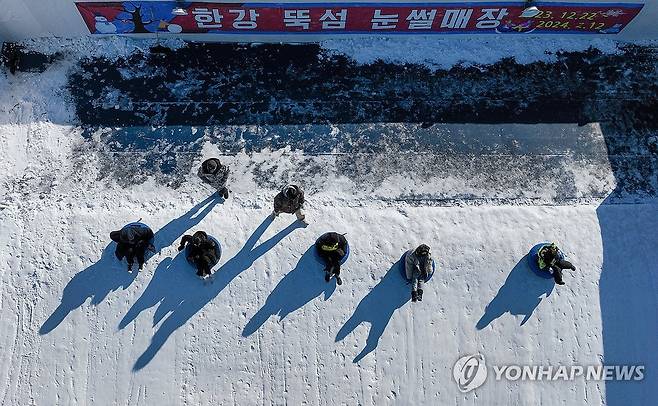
[
  {"left": 553, "top": 268, "right": 565, "bottom": 285},
  {"left": 324, "top": 265, "right": 334, "bottom": 282},
  {"left": 334, "top": 269, "right": 342, "bottom": 285},
  {"left": 411, "top": 290, "right": 418, "bottom": 302}
]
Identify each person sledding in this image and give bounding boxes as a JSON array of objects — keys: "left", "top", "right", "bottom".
[
  {"left": 178, "top": 230, "right": 220, "bottom": 279},
  {"left": 272, "top": 184, "right": 307, "bottom": 224},
  {"left": 537, "top": 243, "right": 576, "bottom": 285},
  {"left": 198, "top": 157, "right": 230, "bottom": 199},
  {"left": 315, "top": 232, "right": 349, "bottom": 285},
  {"left": 404, "top": 244, "right": 433, "bottom": 302},
  {"left": 110, "top": 222, "right": 155, "bottom": 272}
]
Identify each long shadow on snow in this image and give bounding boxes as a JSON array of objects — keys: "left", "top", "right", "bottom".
[
  {"left": 335, "top": 259, "right": 409, "bottom": 363},
  {"left": 476, "top": 256, "right": 554, "bottom": 329},
  {"left": 39, "top": 243, "right": 138, "bottom": 334},
  {"left": 242, "top": 246, "right": 336, "bottom": 337},
  {"left": 152, "top": 193, "right": 222, "bottom": 252},
  {"left": 132, "top": 216, "right": 304, "bottom": 370},
  {"left": 40, "top": 194, "right": 220, "bottom": 334}
]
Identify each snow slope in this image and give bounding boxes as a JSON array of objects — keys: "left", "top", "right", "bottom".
[{"left": 1, "top": 38, "right": 657, "bottom": 405}]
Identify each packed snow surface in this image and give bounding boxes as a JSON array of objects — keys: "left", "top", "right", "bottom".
[{"left": 1, "top": 37, "right": 657, "bottom": 405}]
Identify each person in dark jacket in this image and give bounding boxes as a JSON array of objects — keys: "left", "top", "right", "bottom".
[
  {"left": 272, "top": 184, "right": 306, "bottom": 223},
  {"left": 538, "top": 243, "right": 576, "bottom": 285},
  {"left": 110, "top": 223, "right": 155, "bottom": 272},
  {"left": 315, "top": 232, "right": 348, "bottom": 285},
  {"left": 198, "top": 158, "right": 230, "bottom": 199},
  {"left": 178, "top": 230, "right": 219, "bottom": 278},
  {"left": 405, "top": 244, "right": 433, "bottom": 302}
]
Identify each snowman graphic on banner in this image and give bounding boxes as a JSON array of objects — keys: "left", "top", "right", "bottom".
[{"left": 94, "top": 15, "right": 117, "bottom": 33}]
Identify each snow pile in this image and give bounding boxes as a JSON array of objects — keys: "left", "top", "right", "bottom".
[
  {"left": 14, "top": 35, "right": 629, "bottom": 71},
  {"left": 321, "top": 36, "right": 624, "bottom": 69},
  {"left": 19, "top": 36, "right": 186, "bottom": 60}
]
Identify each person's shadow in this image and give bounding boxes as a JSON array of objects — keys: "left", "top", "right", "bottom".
[
  {"left": 335, "top": 259, "right": 410, "bottom": 363},
  {"left": 476, "top": 255, "right": 555, "bottom": 329},
  {"left": 39, "top": 243, "right": 138, "bottom": 334},
  {"left": 152, "top": 193, "right": 223, "bottom": 251},
  {"left": 242, "top": 246, "right": 336, "bottom": 337},
  {"left": 118, "top": 253, "right": 193, "bottom": 330},
  {"left": 131, "top": 216, "right": 305, "bottom": 370},
  {"left": 40, "top": 194, "right": 221, "bottom": 335}
]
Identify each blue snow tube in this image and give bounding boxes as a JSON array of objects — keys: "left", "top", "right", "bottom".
[
  {"left": 528, "top": 243, "right": 562, "bottom": 279},
  {"left": 185, "top": 235, "right": 222, "bottom": 268},
  {"left": 401, "top": 251, "right": 436, "bottom": 282},
  {"left": 313, "top": 242, "right": 350, "bottom": 265},
  {"left": 124, "top": 222, "right": 155, "bottom": 258},
  {"left": 125, "top": 222, "right": 152, "bottom": 233}
]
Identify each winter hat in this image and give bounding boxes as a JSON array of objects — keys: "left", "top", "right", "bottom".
[
  {"left": 203, "top": 158, "right": 220, "bottom": 173},
  {"left": 192, "top": 230, "right": 207, "bottom": 246},
  {"left": 284, "top": 185, "right": 298, "bottom": 199},
  {"left": 121, "top": 226, "right": 137, "bottom": 244},
  {"left": 321, "top": 233, "right": 340, "bottom": 251},
  {"left": 415, "top": 244, "right": 430, "bottom": 256}
]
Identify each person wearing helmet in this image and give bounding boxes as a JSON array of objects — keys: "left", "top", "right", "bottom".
[
  {"left": 198, "top": 157, "right": 230, "bottom": 199},
  {"left": 315, "top": 232, "right": 348, "bottom": 285},
  {"left": 110, "top": 223, "right": 155, "bottom": 272},
  {"left": 537, "top": 243, "right": 576, "bottom": 285},
  {"left": 405, "top": 244, "right": 432, "bottom": 302},
  {"left": 178, "top": 230, "right": 219, "bottom": 278},
  {"left": 272, "top": 184, "right": 306, "bottom": 223}
]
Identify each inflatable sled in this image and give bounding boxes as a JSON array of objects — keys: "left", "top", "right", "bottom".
[
  {"left": 125, "top": 222, "right": 153, "bottom": 234},
  {"left": 313, "top": 241, "right": 350, "bottom": 266},
  {"left": 528, "top": 242, "right": 564, "bottom": 279},
  {"left": 185, "top": 235, "right": 222, "bottom": 269},
  {"left": 401, "top": 250, "right": 436, "bottom": 282}
]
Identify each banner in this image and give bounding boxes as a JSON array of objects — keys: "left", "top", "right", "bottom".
[{"left": 76, "top": 2, "right": 644, "bottom": 35}]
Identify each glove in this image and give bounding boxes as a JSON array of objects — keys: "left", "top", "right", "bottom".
[{"left": 177, "top": 244, "right": 185, "bottom": 252}]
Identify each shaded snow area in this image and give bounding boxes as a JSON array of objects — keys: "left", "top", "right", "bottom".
[{"left": 1, "top": 37, "right": 658, "bottom": 405}]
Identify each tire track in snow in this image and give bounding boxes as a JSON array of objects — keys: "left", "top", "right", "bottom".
[{"left": 0, "top": 213, "right": 23, "bottom": 406}]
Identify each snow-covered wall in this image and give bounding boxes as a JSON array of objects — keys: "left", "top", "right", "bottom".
[{"left": 0, "top": 1, "right": 657, "bottom": 42}]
